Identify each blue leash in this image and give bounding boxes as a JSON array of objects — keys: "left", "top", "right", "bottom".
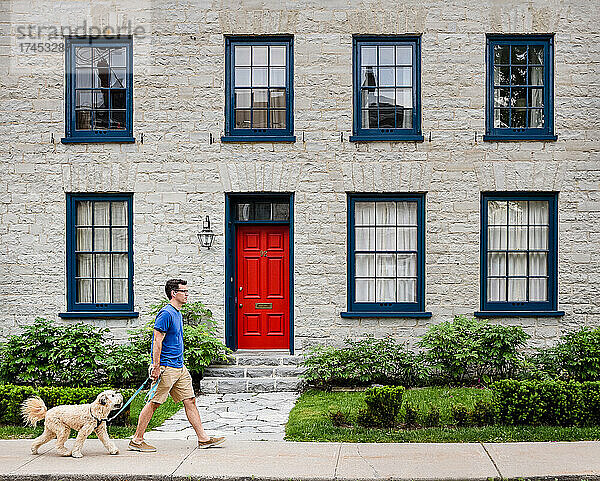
[{"left": 107, "top": 375, "right": 161, "bottom": 423}]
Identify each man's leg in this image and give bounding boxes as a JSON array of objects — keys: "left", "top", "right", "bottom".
[
  {"left": 132, "top": 401, "right": 159, "bottom": 443},
  {"left": 182, "top": 397, "right": 210, "bottom": 442}
]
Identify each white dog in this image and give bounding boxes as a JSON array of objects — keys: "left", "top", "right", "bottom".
[{"left": 21, "top": 390, "right": 124, "bottom": 458}]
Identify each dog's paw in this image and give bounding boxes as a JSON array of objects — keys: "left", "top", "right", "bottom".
[
  {"left": 109, "top": 447, "right": 119, "bottom": 455},
  {"left": 31, "top": 448, "right": 38, "bottom": 455},
  {"left": 58, "top": 450, "right": 71, "bottom": 457},
  {"left": 71, "top": 451, "right": 83, "bottom": 458}
]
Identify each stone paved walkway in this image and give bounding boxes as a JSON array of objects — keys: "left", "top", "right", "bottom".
[{"left": 145, "top": 392, "right": 299, "bottom": 441}]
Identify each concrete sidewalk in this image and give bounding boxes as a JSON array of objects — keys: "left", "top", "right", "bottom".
[{"left": 2, "top": 439, "right": 600, "bottom": 481}]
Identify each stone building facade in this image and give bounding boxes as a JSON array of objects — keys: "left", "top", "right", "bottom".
[{"left": 1, "top": 0, "right": 599, "bottom": 352}]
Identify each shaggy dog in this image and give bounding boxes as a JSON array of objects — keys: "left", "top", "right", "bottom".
[{"left": 21, "top": 390, "right": 124, "bottom": 458}]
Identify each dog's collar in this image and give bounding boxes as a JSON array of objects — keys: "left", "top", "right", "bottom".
[{"left": 89, "top": 407, "right": 107, "bottom": 429}]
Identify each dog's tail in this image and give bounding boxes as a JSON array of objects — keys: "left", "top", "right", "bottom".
[{"left": 21, "top": 396, "right": 47, "bottom": 427}]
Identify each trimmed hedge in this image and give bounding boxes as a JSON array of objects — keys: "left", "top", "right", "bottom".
[
  {"left": 492, "top": 379, "right": 600, "bottom": 427},
  {"left": 0, "top": 384, "right": 136, "bottom": 425},
  {"left": 358, "top": 385, "right": 405, "bottom": 427}
]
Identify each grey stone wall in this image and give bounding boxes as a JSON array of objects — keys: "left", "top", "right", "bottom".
[{"left": 1, "top": 0, "right": 599, "bottom": 351}]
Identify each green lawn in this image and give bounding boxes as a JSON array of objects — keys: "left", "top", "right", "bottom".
[
  {"left": 0, "top": 394, "right": 182, "bottom": 439},
  {"left": 285, "top": 388, "right": 600, "bottom": 443}
]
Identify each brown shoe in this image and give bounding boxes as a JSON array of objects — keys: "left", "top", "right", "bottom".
[
  {"left": 198, "top": 436, "right": 225, "bottom": 449},
  {"left": 128, "top": 439, "right": 157, "bottom": 452}
]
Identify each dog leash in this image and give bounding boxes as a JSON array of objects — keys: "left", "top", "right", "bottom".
[{"left": 105, "top": 374, "right": 161, "bottom": 424}]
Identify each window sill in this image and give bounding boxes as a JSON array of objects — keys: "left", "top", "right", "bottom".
[
  {"left": 221, "top": 135, "right": 296, "bottom": 143},
  {"left": 482, "top": 134, "right": 558, "bottom": 142},
  {"left": 349, "top": 134, "right": 424, "bottom": 142},
  {"left": 474, "top": 311, "right": 565, "bottom": 318},
  {"left": 340, "top": 311, "right": 432, "bottom": 319},
  {"left": 61, "top": 136, "right": 136, "bottom": 144},
  {"left": 59, "top": 311, "right": 139, "bottom": 319}
]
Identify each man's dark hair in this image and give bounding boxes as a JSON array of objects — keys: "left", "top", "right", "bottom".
[{"left": 165, "top": 278, "right": 187, "bottom": 300}]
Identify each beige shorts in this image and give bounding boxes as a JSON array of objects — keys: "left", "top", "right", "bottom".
[{"left": 150, "top": 366, "right": 195, "bottom": 404}]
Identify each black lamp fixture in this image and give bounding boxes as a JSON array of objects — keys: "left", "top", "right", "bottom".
[{"left": 197, "top": 215, "right": 215, "bottom": 249}]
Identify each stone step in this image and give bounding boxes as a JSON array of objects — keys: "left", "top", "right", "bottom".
[
  {"left": 203, "top": 365, "right": 304, "bottom": 378},
  {"left": 230, "top": 354, "right": 303, "bottom": 366},
  {"left": 199, "top": 376, "right": 303, "bottom": 394}
]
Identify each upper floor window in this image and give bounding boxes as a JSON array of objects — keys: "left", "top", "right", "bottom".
[
  {"left": 63, "top": 37, "right": 134, "bottom": 143},
  {"left": 484, "top": 35, "right": 556, "bottom": 141},
  {"left": 350, "top": 36, "right": 423, "bottom": 142},
  {"left": 63, "top": 194, "right": 135, "bottom": 316},
  {"left": 480, "top": 192, "right": 559, "bottom": 315},
  {"left": 343, "top": 194, "right": 429, "bottom": 317},
  {"left": 223, "top": 36, "right": 295, "bottom": 142}
]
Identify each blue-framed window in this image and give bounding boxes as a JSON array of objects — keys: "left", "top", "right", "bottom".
[
  {"left": 345, "top": 195, "right": 427, "bottom": 315},
  {"left": 222, "top": 36, "right": 295, "bottom": 142},
  {"left": 63, "top": 37, "right": 134, "bottom": 143},
  {"left": 484, "top": 35, "right": 556, "bottom": 141},
  {"left": 480, "top": 193, "right": 558, "bottom": 314},
  {"left": 65, "top": 194, "right": 134, "bottom": 314},
  {"left": 350, "top": 36, "right": 423, "bottom": 142}
]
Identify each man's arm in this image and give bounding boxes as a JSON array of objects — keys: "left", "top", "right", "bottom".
[{"left": 150, "top": 329, "right": 166, "bottom": 380}]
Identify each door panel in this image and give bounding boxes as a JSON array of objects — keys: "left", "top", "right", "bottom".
[{"left": 236, "top": 224, "right": 290, "bottom": 349}]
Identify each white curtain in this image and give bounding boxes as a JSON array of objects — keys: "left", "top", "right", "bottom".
[
  {"left": 355, "top": 200, "right": 418, "bottom": 303},
  {"left": 487, "top": 200, "right": 548, "bottom": 302}
]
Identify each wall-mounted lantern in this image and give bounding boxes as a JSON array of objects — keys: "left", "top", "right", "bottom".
[{"left": 197, "top": 215, "right": 215, "bottom": 249}]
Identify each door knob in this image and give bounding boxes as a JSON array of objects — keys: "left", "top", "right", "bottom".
[{"left": 239, "top": 303, "right": 242, "bottom": 308}]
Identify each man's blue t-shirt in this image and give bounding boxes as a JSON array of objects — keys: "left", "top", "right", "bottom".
[{"left": 152, "top": 304, "right": 184, "bottom": 368}]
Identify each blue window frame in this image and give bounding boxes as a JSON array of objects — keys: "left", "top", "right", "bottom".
[
  {"left": 343, "top": 194, "right": 428, "bottom": 317},
  {"left": 222, "top": 36, "right": 295, "bottom": 142},
  {"left": 64, "top": 194, "right": 135, "bottom": 315},
  {"left": 480, "top": 192, "right": 560, "bottom": 315},
  {"left": 63, "top": 37, "right": 134, "bottom": 143},
  {"left": 484, "top": 35, "right": 556, "bottom": 141},
  {"left": 350, "top": 36, "right": 423, "bottom": 142}
]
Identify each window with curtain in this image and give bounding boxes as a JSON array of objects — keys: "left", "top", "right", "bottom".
[
  {"left": 350, "top": 36, "right": 423, "bottom": 142},
  {"left": 65, "top": 194, "right": 134, "bottom": 313},
  {"left": 223, "top": 36, "right": 294, "bottom": 142},
  {"left": 63, "top": 37, "right": 134, "bottom": 143},
  {"left": 481, "top": 193, "right": 558, "bottom": 312},
  {"left": 484, "top": 35, "right": 556, "bottom": 141},
  {"left": 348, "top": 195, "right": 426, "bottom": 314}
]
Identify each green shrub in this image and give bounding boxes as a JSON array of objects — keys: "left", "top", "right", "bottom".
[
  {"left": 0, "top": 384, "right": 135, "bottom": 425},
  {"left": 302, "top": 337, "right": 429, "bottom": 388},
  {"left": 419, "top": 315, "right": 529, "bottom": 384},
  {"left": 422, "top": 404, "right": 440, "bottom": 427},
  {"left": 104, "top": 323, "right": 153, "bottom": 388},
  {"left": 357, "top": 385, "right": 405, "bottom": 427},
  {"left": 148, "top": 300, "right": 214, "bottom": 327},
  {"left": 491, "top": 379, "right": 600, "bottom": 427},
  {"left": 531, "top": 327, "right": 600, "bottom": 382},
  {"left": 451, "top": 403, "right": 469, "bottom": 426},
  {"left": 0, "top": 318, "right": 108, "bottom": 387},
  {"left": 470, "top": 399, "right": 495, "bottom": 426},
  {"left": 402, "top": 401, "right": 419, "bottom": 427}
]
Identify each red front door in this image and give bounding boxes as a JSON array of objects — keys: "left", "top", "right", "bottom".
[{"left": 236, "top": 224, "right": 290, "bottom": 349}]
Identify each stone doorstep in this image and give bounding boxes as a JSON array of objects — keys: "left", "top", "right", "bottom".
[
  {"left": 202, "top": 365, "right": 304, "bottom": 378},
  {"left": 199, "top": 376, "right": 303, "bottom": 394}
]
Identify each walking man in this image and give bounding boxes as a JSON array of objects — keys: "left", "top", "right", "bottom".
[{"left": 129, "top": 278, "right": 225, "bottom": 452}]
